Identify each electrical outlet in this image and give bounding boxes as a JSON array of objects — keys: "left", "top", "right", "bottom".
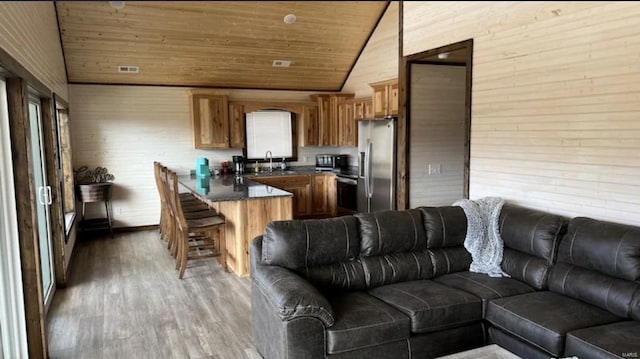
[
  {"left": 115, "top": 207, "right": 122, "bottom": 215},
  {"left": 428, "top": 164, "right": 442, "bottom": 175},
  {"left": 303, "top": 156, "right": 308, "bottom": 163}
]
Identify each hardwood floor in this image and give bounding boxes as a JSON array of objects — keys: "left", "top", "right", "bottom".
[{"left": 47, "top": 230, "right": 261, "bottom": 359}]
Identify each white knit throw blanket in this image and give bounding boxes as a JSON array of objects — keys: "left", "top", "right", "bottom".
[{"left": 453, "top": 197, "right": 509, "bottom": 277}]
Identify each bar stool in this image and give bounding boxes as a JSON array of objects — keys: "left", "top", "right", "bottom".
[{"left": 166, "top": 170, "right": 227, "bottom": 279}]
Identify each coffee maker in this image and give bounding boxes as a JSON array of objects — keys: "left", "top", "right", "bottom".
[{"left": 232, "top": 155, "right": 245, "bottom": 174}]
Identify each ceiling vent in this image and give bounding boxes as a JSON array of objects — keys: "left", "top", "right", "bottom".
[
  {"left": 118, "top": 65, "right": 139, "bottom": 73},
  {"left": 272, "top": 60, "right": 291, "bottom": 68}
]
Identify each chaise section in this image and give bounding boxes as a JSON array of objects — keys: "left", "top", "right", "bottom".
[
  {"left": 326, "top": 292, "right": 410, "bottom": 355},
  {"left": 486, "top": 216, "right": 640, "bottom": 357},
  {"left": 486, "top": 291, "right": 621, "bottom": 356},
  {"left": 369, "top": 280, "right": 482, "bottom": 334},
  {"left": 565, "top": 321, "right": 640, "bottom": 359}
]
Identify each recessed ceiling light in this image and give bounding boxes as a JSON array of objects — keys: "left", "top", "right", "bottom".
[
  {"left": 109, "top": 1, "right": 125, "bottom": 10},
  {"left": 283, "top": 14, "right": 296, "bottom": 25},
  {"left": 437, "top": 52, "right": 450, "bottom": 59}
]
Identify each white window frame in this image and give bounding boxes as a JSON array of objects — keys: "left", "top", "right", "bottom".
[{"left": 0, "top": 78, "right": 28, "bottom": 359}]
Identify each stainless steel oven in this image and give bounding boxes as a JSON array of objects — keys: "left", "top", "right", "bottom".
[{"left": 336, "top": 175, "right": 358, "bottom": 215}]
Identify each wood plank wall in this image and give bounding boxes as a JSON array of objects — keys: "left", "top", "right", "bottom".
[
  {"left": 0, "top": 2, "right": 68, "bottom": 99},
  {"left": 69, "top": 85, "right": 346, "bottom": 227},
  {"left": 342, "top": 2, "right": 398, "bottom": 97},
  {"left": 404, "top": 2, "right": 640, "bottom": 226},
  {"left": 409, "top": 65, "right": 466, "bottom": 207}
]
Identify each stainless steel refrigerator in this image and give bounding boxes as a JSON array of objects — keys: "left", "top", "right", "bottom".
[{"left": 358, "top": 118, "right": 396, "bottom": 213}]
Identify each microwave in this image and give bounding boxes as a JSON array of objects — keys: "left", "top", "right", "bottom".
[{"left": 316, "top": 154, "right": 349, "bottom": 170}]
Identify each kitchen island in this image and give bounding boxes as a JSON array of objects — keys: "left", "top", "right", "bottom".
[{"left": 178, "top": 174, "right": 292, "bottom": 277}]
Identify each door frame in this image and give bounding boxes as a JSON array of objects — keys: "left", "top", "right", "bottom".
[
  {"left": 0, "top": 77, "right": 29, "bottom": 359},
  {"left": 398, "top": 39, "right": 473, "bottom": 209}
]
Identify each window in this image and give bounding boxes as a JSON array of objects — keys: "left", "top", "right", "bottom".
[
  {"left": 54, "top": 103, "right": 76, "bottom": 238},
  {"left": 244, "top": 110, "right": 297, "bottom": 161}
]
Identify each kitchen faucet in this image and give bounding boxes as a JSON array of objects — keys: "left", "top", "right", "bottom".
[{"left": 265, "top": 150, "right": 273, "bottom": 172}]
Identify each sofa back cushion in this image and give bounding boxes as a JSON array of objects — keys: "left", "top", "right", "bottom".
[
  {"left": 499, "top": 204, "right": 566, "bottom": 289},
  {"left": 357, "top": 209, "right": 426, "bottom": 256},
  {"left": 549, "top": 217, "right": 640, "bottom": 318},
  {"left": 262, "top": 216, "right": 367, "bottom": 290},
  {"left": 355, "top": 209, "right": 433, "bottom": 287},
  {"left": 419, "top": 206, "right": 471, "bottom": 276}
]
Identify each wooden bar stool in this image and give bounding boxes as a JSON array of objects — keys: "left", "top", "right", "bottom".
[{"left": 166, "top": 170, "right": 227, "bottom": 278}]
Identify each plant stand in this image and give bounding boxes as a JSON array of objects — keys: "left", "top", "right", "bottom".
[{"left": 76, "top": 182, "right": 114, "bottom": 237}]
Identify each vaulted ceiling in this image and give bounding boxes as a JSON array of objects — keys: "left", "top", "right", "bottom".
[{"left": 55, "top": 1, "right": 388, "bottom": 91}]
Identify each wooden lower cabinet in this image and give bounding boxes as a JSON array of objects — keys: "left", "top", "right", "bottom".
[
  {"left": 252, "top": 174, "right": 336, "bottom": 219},
  {"left": 251, "top": 175, "right": 312, "bottom": 218},
  {"left": 212, "top": 196, "right": 292, "bottom": 277},
  {"left": 312, "top": 174, "right": 337, "bottom": 217}
]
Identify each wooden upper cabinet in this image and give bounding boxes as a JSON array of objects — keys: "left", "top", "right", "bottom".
[
  {"left": 370, "top": 79, "right": 398, "bottom": 117},
  {"left": 229, "top": 103, "right": 245, "bottom": 148},
  {"left": 310, "top": 93, "right": 354, "bottom": 147},
  {"left": 353, "top": 97, "right": 373, "bottom": 120},
  {"left": 311, "top": 94, "right": 333, "bottom": 146},
  {"left": 300, "top": 105, "right": 320, "bottom": 147},
  {"left": 190, "top": 93, "right": 230, "bottom": 148},
  {"left": 337, "top": 99, "right": 357, "bottom": 147}
]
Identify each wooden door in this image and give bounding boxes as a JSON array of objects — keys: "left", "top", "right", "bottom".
[
  {"left": 311, "top": 174, "right": 336, "bottom": 217},
  {"left": 337, "top": 101, "right": 356, "bottom": 146},
  {"left": 313, "top": 95, "right": 332, "bottom": 146},
  {"left": 388, "top": 81, "right": 399, "bottom": 116},
  {"left": 372, "top": 85, "right": 388, "bottom": 118},
  {"left": 300, "top": 105, "right": 319, "bottom": 146},
  {"left": 191, "top": 94, "right": 229, "bottom": 148},
  {"left": 228, "top": 103, "right": 245, "bottom": 148}
]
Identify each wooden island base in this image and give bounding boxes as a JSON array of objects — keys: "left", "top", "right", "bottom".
[{"left": 211, "top": 196, "right": 292, "bottom": 277}]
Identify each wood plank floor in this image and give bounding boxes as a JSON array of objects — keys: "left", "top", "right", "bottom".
[{"left": 47, "top": 230, "right": 261, "bottom": 359}]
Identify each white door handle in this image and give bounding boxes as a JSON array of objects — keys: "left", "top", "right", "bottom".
[{"left": 45, "top": 186, "right": 52, "bottom": 205}]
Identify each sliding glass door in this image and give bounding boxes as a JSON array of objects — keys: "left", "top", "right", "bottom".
[{"left": 28, "top": 96, "right": 55, "bottom": 306}]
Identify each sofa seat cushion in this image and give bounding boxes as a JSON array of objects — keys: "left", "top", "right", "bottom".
[
  {"left": 486, "top": 291, "right": 622, "bottom": 356},
  {"left": 368, "top": 280, "right": 482, "bottom": 334},
  {"left": 434, "top": 271, "right": 535, "bottom": 315},
  {"left": 566, "top": 321, "right": 640, "bottom": 359},
  {"left": 326, "top": 292, "right": 410, "bottom": 354}
]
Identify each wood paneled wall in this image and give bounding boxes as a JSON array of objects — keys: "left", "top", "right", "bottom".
[
  {"left": 0, "top": 2, "right": 68, "bottom": 99},
  {"left": 404, "top": 2, "right": 640, "bottom": 226},
  {"left": 69, "top": 84, "right": 346, "bottom": 227},
  {"left": 409, "top": 65, "right": 466, "bottom": 207},
  {"left": 342, "top": 2, "right": 398, "bottom": 97}
]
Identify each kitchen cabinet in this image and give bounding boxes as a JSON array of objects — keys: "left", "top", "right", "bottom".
[
  {"left": 299, "top": 104, "right": 319, "bottom": 146},
  {"left": 311, "top": 173, "right": 337, "bottom": 217},
  {"left": 370, "top": 79, "right": 398, "bottom": 117},
  {"left": 252, "top": 175, "right": 312, "bottom": 218},
  {"left": 310, "top": 93, "right": 354, "bottom": 146},
  {"left": 353, "top": 97, "right": 373, "bottom": 120},
  {"left": 252, "top": 173, "right": 336, "bottom": 219},
  {"left": 190, "top": 93, "right": 235, "bottom": 149},
  {"left": 337, "top": 99, "right": 357, "bottom": 147},
  {"left": 228, "top": 103, "right": 245, "bottom": 148}
]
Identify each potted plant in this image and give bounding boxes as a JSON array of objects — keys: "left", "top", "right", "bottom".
[{"left": 74, "top": 166, "right": 115, "bottom": 202}]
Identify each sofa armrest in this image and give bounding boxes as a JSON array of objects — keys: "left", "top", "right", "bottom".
[{"left": 251, "top": 236, "right": 334, "bottom": 327}]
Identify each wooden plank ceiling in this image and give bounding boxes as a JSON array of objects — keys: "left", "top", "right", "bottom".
[{"left": 56, "top": 1, "right": 388, "bottom": 91}]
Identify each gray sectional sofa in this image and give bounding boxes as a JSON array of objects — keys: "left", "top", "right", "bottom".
[{"left": 250, "top": 203, "right": 640, "bottom": 358}]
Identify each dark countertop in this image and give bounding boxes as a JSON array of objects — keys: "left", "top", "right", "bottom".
[
  {"left": 178, "top": 174, "right": 292, "bottom": 203},
  {"left": 179, "top": 166, "right": 358, "bottom": 203}
]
